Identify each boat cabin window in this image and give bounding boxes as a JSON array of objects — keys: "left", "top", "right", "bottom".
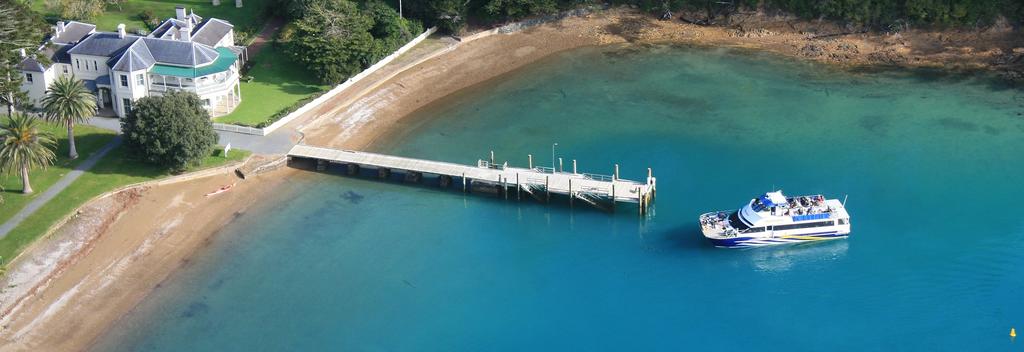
[
  {"left": 727, "top": 212, "right": 750, "bottom": 231},
  {"left": 838, "top": 219, "right": 847, "bottom": 225},
  {"left": 751, "top": 198, "right": 767, "bottom": 212},
  {"left": 745, "top": 227, "right": 766, "bottom": 233},
  {"left": 774, "top": 220, "right": 834, "bottom": 231}
]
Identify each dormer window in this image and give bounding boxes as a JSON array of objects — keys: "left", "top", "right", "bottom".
[
  {"left": 25, "top": 73, "right": 33, "bottom": 83},
  {"left": 136, "top": 73, "right": 144, "bottom": 86},
  {"left": 120, "top": 74, "right": 128, "bottom": 87}
]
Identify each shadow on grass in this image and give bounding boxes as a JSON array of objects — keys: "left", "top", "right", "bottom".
[{"left": 84, "top": 146, "right": 244, "bottom": 180}]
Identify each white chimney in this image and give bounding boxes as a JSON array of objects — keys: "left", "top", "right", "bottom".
[
  {"left": 117, "top": 23, "right": 126, "bottom": 38},
  {"left": 181, "top": 23, "right": 192, "bottom": 42},
  {"left": 19, "top": 48, "right": 26, "bottom": 58},
  {"left": 175, "top": 6, "right": 187, "bottom": 20},
  {"left": 57, "top": 21, "right": 66, "bottom": 34}
]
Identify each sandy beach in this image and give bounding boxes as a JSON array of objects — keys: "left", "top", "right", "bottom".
[{"left": 0, "top": 7, "right": 1021, "bottom": 351}]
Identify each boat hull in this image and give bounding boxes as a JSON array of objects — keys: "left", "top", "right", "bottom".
[{"left": 706, "top": 231, "right": 848, "bottom": 248}]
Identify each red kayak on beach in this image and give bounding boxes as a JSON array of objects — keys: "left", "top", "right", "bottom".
[{"left": 205, "top": 183, "right": 235, "bottom": 197}]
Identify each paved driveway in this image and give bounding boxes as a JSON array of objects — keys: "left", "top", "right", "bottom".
[{"left": 86, "top": 116, "right": 299, "bottom": 155}]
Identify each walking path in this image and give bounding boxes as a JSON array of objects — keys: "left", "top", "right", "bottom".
[
  {"left": 85, "top": 117, "right": 298, "bottom": 155},
  {"left": 0, "top": 137, "right": 122, "bottom": 239},
  {"left": 245, "top": 17, "right": 285, "bottom": 58}
]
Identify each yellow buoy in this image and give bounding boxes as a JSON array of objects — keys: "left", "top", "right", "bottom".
[{"left": 1012, "top": 327, "right": 1017, "bottom": 338}]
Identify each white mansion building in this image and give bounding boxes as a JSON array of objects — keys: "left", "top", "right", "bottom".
[{"left": 17, "top": 7, "right": 245, "bottom": 117}]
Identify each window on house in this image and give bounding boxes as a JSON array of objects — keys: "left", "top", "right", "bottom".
[
  {"left": 123, "top": 98, "right": 132, "bottom": 114},
  {"left": 62, "top": 66, "right": 69, "bottom": 74},
  {"left": 136, "top": 74, "right": 144, "bottom": 86},
  {"left": 203, "top": 99, "right": 210, "bottom": 106},
  {"left": 75, "top": 59, "right": 80, "bottom": 69},
  {"left": 120, "top": 75, "right": 128, "bottom": 87},
  {"left": 25, "top": 73, "right": 33, "bottom": 83},
  {"left": 93, "top": 61, "right": 98, "bottom": 70}
]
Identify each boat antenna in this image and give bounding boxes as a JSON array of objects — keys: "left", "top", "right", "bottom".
[{"left": 843, "top": 194, "right": 848, "bottom": 206}]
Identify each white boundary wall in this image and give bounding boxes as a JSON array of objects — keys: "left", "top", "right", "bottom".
[{"left": 214, "top": 27, "right": 438, "bottom": 136}]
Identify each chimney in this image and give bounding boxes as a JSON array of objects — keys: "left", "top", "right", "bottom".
[
  {"left": 117, "top": 23, "right": 126, "bottom": 38},
  {"left": 175, "top": 6, "right": 187, "bottom": 20},
  {"left": 181, "top": 23, "right": 192, "bottom": 42},
  {"left": 19, "top": 48, "right": 26, "bottom": 58},
  {"left": 57, "top": 21, "right": 66, "bottom": 34}
]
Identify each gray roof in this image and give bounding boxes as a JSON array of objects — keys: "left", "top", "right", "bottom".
[
  {"left": 151, "top": 13, "right": 204, "bottom": 39},
  {"left": 140, "top": 38, "right": 218, "bottom": 66},
  {"left": 50, "top": 44, "right": 72, "bottom": 64},
  {"left": 67, "top": 33, "right": 218, "bottom": 72},
  {"left": 17, "top": 58, "right": 44, "bottom": 72},
  {"left": 23, "top": 12, "right": 229, "bottom": 74},
  {"left": 52, "top": 21, "right": 96, "bottom": 44},
  {"left": 151, "top": 19, "right": 186, "bottom": 39},
  {"left": 191, "top": 18, "right": 233, "bottom": 46},
  {"left": 16, "top": 44, "right": 72, "bottom": 72},
  {"left": 67, "top": 32, "right": 141, "bottom": 57},
  {"left": 110, "top": 39, "right": 155, "bottom": 72}
]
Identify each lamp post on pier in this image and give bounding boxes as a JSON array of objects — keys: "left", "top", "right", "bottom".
[{"left": 551, "top": 143, "right": 558, "bottom": 173}]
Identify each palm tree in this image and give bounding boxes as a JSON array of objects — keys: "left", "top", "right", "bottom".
[
  {"left": 41, "top": 75, "right": 96, "bottom": 159},
  {"left": 0, "top": 114, "right": 56, "bottom": 194}
]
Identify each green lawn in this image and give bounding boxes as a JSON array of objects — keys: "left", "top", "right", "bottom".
[
  {"left": 0, "top": 145, "right": 249, "bottom": 266},
  {"left": 30, "top": 0, "right": 271, "bottom": 35},
  {"left": 0, "top": 123, "right": 117, "bottom": 225},
  {"left": 214, "top": 48, "right": 326, "bottom": 127}
]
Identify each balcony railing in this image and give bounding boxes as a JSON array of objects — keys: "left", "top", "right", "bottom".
[{"left": 148, "top": 72, "right": 236, "bottom": 95}]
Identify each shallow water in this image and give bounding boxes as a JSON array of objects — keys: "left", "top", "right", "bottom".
[{"left": 95, "top": 44, "right": 1024, "bottom": 351}]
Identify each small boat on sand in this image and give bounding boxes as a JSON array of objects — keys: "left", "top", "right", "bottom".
[{"left": 699, "top": 190, "right": 851, "bottom": 248}]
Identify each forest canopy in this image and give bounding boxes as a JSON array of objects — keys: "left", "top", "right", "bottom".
[{"left": 399, "top": 0, "right": 1024, "bottom": 33}]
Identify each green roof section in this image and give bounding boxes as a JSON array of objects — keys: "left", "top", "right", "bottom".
[{"left": 150, "top": 47, "right": 238, "bottom": 78}]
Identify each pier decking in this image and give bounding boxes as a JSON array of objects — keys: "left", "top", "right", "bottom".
[{"left": 287, "top": 145, "right": 656, "bottom": 214}]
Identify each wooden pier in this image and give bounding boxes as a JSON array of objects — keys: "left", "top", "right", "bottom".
[{"left": 287, "top": 145, "right": 657, "bottom": 214}]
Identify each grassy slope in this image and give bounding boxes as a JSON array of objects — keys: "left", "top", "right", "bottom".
[
  {"left": 214, "top": 48, "right": 326, "bottom": 126},
  {"left": 0, "top": 146, "right": 250, "bottom": 265},
  {"left": 31, "top": 0, "right": 271, "bottom": 33},
  {"left": 0, "top": 124, "right": 117, "bottom": 224}
]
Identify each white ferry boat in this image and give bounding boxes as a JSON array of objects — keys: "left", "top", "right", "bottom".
[{"left": 699, "top": 191, "right": 851, "bottom": 248}]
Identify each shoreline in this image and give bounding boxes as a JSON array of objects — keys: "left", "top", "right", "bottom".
[{"left": 0, "top": 7, "right": 1020, "bottom": 351}]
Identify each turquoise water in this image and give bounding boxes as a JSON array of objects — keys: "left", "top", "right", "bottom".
[{"left": 95, "top": 44, "right": 1024, "bottom": 351}]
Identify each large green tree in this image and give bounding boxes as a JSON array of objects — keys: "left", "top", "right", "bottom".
[
  {"left": 288, "top": 0, "right": 377, "bottom": 84},
  {"left": 483, "top": 0, "right": 557, "bottom": 20},
  {"left": 0, "top": 113, "right": 56, "bottom": 194},
  {"left": 428, "top": 0, "right": 469, "bottom": 34},
  {"left": 121, "top": 91, "right": 218, "bottom": 172},
  {"left": 41, "top": 75, "right": 97, "bottom": 159},
  {"left": 364, "top": 0, "right": 422, "bottom": 62},
  {"left": 0, "top": 1, "right": 47, "bottom": 116},
  {"left": 286, "top": 0, "right": 423, "bottom": 84}
]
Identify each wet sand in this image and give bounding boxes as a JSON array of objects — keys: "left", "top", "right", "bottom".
[{"left": 0, "top": 7, "right": 1020, "bottom": 351}]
